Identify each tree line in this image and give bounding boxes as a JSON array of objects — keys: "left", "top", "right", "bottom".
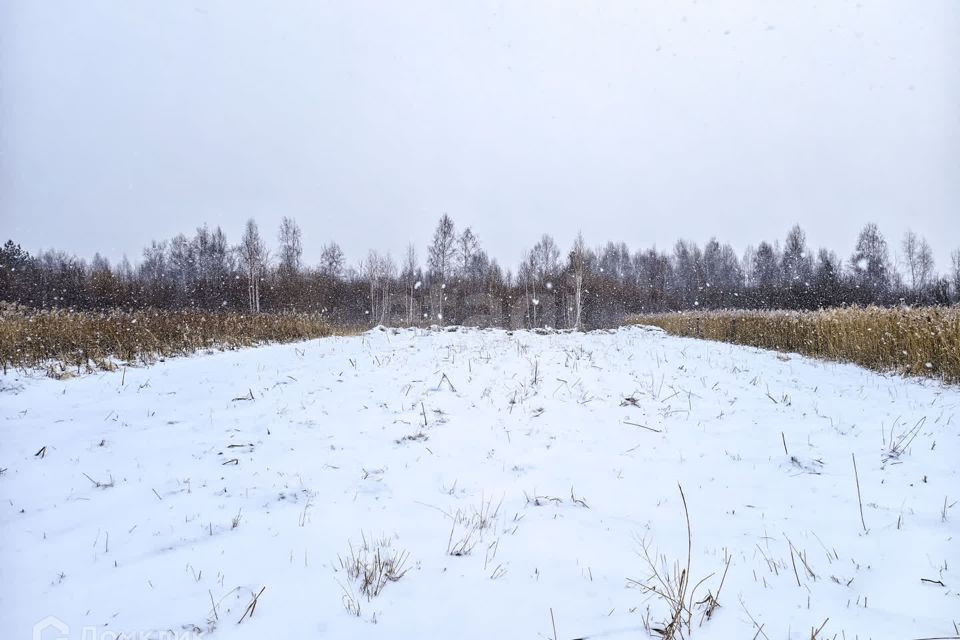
[{"left": 2, "top": 216, "right": 959, "bottom": 329}]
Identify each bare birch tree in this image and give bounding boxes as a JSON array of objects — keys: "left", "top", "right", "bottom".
[
  {"left": 401, "top": 243, "right": 420, "bottom": 324},
  {"left": 278, "top": 217, "right": 303, "bottom": 275},
  {"left": 569, "top": 232, "right": 588, "bottom": 330},
  {"left": 238, "top": 218, "right": 267, "bottom": 312}
]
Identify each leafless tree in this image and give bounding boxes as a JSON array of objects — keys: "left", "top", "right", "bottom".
[
  {"left": 401, "top": 243, "right": 421, "bottom": 324},
  {"left": 569, "top": 232, "right": 588, "bottom": 330},
  {"left": 275, "top": 217, "right": 304, "bottom": 308},
  {"left": 457, "top": 227, "right": 480, "bottom": 278},
  {"left": 902, "top": 230, "right": 920, "bottom": 290},
  {"left": 190, "top": 225, "right": 231, "bottom": 308},
  {"left": 530, "top": 234, "right": 560, "bottom": 283},
  {"left": 781, "top": 225, "right": 812, "bottom": 285},
  {"left": 428, "top": 214, "right": 457, "bottom": 281},
  {"left": 916, "top": 240, "right": 934, "bottom": 294},
  {"left": 6, "top": 217, "right": 955, "bottom": 321},
  {"left": 427, "top": 214, "right": 457, "bottom": 321},
  {"left": 238, "top": 218, "right": 268, "bottom": 312},
  {"left": 634, "top": 247, "right": 671, "bottom": 311},
  {"left": 168, "top": 233, "right": 195, "bottom": 302},
  {"left": 901, "top": 230, "right": 934, "bottom": 294},
  {"left": 951, "top": 249, "right": 960, "bottom": 300},
  {"left": 320, "top": 243, "right": 345, "bottom": 279},
  {"left": 139, "top": 239, "right": 169, "bottom": 307},
  {"left": 364, "top": 250, "right": 396, "bottom": 324},
  {"left": 701, "top": 238, "right": 743, "bottom": 306},
  {"left": 278, "top": 217, "right": 303, "bottom": 275},
  {"left": 672, "top": 239, "right": 704, "bottom": 306},
  {"left": 850, "top": 222, "right": 890, "bottom": 294}
]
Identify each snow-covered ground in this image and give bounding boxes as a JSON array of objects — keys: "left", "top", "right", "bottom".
[{"left": 2, "top": 326, "right": 958, "bottom": 640}]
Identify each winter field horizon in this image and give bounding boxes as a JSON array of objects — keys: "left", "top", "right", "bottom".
[
  {"left": 2, "top": 325, "right": 958, "bottom": 639},
  {"left": 3, "top": 1, "right": 958, "bottom": 638}
]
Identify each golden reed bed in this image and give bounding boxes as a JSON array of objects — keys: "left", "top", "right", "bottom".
[
  {"left": 0, "top": 306, "right": 344, "bottom": 376},
  {"left": 631, "top": 306, "right": 960, "bottom": 383}
]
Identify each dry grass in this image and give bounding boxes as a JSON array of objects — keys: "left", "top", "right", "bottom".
[
  {"left": 628, "top": 485, "right": 728, "bottom": 639},
  {"left": 0, "top": 303, "right": 352, "bottom": 375},
  {"left": 631, "top": 306, "right": 960, "bottom": 383},
  {"left": 446, "top": 494, "right": 503, "bottom": 557},
  {"left": 336, "top": 533, "right": 411, "bottom": 616}
]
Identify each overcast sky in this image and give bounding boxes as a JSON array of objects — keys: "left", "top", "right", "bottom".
[{"left": 2, "top": 1, "right": 958, "bottom": 272}]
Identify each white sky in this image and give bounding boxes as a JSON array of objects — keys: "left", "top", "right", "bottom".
[{"left": 2, "top": 1, "right": 958, "bottom": 271}]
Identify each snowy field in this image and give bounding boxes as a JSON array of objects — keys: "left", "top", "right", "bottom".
[{"left": 1, "top": 326, "right": 958, "bottom": 640}]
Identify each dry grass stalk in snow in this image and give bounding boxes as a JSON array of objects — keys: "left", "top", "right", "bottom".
[
  {"left": 336, "top": 534, "right": 411, "bottom": 605},
  {"left": 632, "top": 306, "right": 960, "bottom": 382},
  {"left": 447, "top": 494, "right": 503, "bottom": 556},
  {"left": 629, "top": 485, "right": 727, "bottom": 639}
]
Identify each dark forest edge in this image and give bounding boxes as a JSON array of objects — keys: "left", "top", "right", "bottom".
[
  {"left": 3, "top": 215, "right": 960, "bottom": 376},
  {"left": 2, "top": 216, "right": 959, "bottom": 332}
]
